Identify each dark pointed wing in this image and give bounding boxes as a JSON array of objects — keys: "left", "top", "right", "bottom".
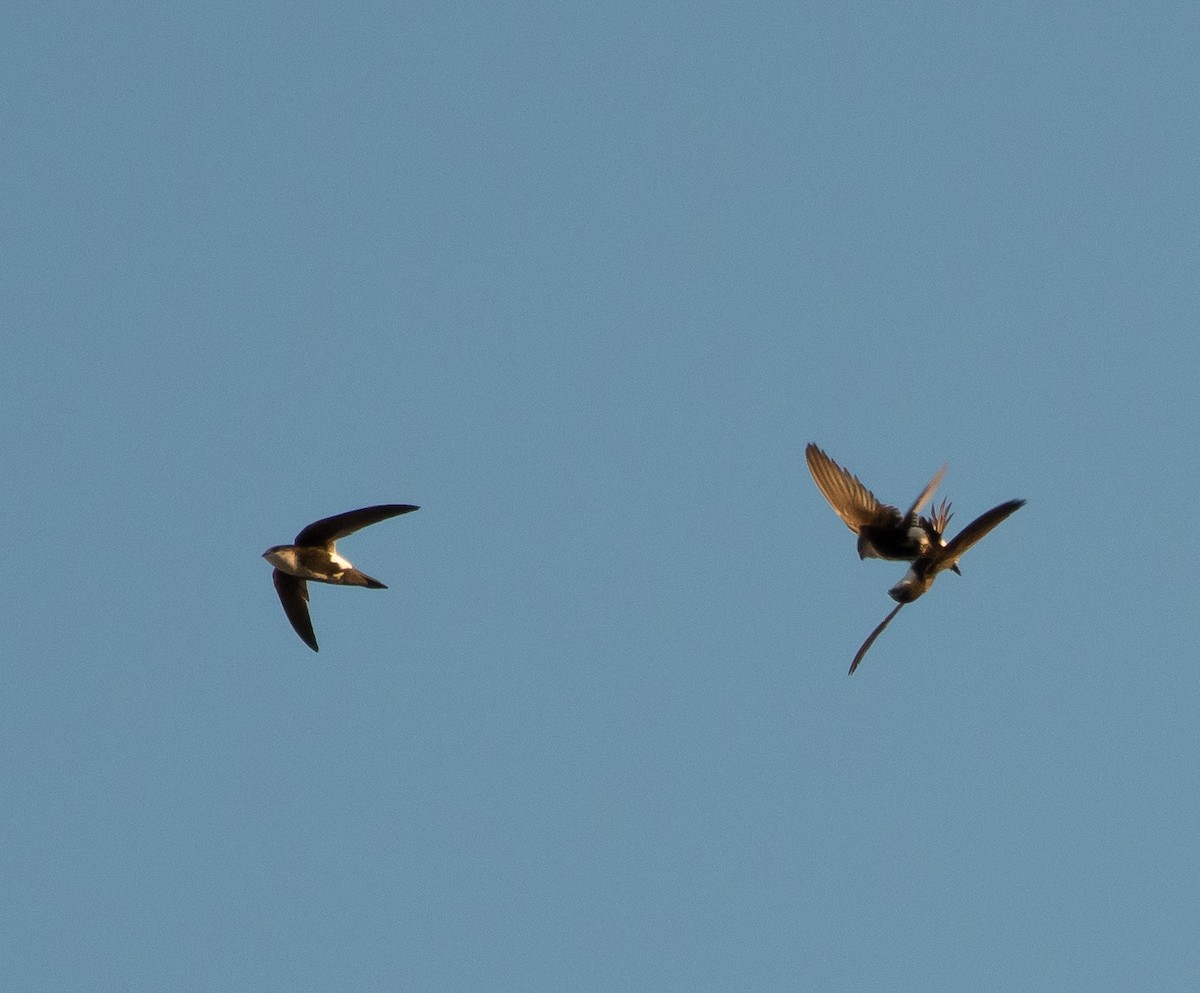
[
  {"left": 272, "top": 569, "right": 319, "bottom": 652},
  {"left": 904, "top": 464, "right": 947, "bottom": 519},
  {"left": 849, "top": 603, "right": 904, "bottom": 674},
  {"left": 805, "top": 444, "right": 896, "bottom": 534},
  {"left": 295, "top": 504, "right": 419, "bottom": 547},
  {"left": 930, "top": 499, "right": 1025, "bottom": 572}
]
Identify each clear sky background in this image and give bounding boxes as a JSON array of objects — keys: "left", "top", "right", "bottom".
[{"left": 3, "top": 2, "right": 1197, "bottom": 990}]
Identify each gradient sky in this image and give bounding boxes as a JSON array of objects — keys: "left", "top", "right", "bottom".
[{"left": 4, "top": 2, "right": 1198, "bottom": 990}]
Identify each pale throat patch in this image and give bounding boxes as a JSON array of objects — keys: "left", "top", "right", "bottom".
[{"left": 265, "top": 547, "right": 300, "bottom": 571}]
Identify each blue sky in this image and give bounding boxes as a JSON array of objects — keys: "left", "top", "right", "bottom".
[{"left": 3, "top": 1, "right": 1198, "bottom": 989}]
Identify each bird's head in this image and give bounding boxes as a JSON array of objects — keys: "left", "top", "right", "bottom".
[{"left": 262, "top": 545, "right": 292, "bottom": 569}]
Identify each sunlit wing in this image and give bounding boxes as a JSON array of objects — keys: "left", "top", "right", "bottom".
[{"left": 805, "top": 444, "right": 893, "bottom": 533}]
